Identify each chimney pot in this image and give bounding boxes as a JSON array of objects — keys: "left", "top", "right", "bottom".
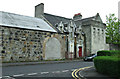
[{"left": 73, "top": 13, "right": 82, "bottom": 21}]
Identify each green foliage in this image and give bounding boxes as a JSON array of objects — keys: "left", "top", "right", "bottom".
[
  {"left": 106, "top": 14, "right": 120, "bottom": 44},
  {"left": 94, "top": 56, "right": 120, "bottom": 78},
  {"left": 97, "top": 50, "right": 120, "bottom": 56}
]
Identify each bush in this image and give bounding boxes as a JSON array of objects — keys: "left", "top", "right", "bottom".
[
  {"left": 94, "top": 56, "right": 120, "bottom": 78},
  {"left": 97, "top": 50, "right": 120, "bottom": 56}
]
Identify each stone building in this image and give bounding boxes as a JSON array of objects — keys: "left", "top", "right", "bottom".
[
  {"left": 0, "top": 3, "right": 109, "bottom": 62},
  {"left": 35, "top": 3, "right": 109, "bottom": 57},
  {"left": 34, "top": 3, "right": 85, "bottom": 59},
  {"left": 74, "top": 13, "right": 109, "bottom": 55},
  {"left": 0, "top": 11, "right": 67, "bottom": 62}
]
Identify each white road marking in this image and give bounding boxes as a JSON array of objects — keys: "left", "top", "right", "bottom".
[
  {"left": 79, "top": 71, "right": 84, "bottom": 77},
  {"left": 28, "top": 73, "right": 37, "bottom": 75},
  {"left": 3, "top": 76, "right": 10, "bottom": 77},
  {"left": 52, "top": 71, "right": 60, "bottom": 73},
  {"left": 62, "top": 70, "right": 69, "bottom": 72},
  {"left": 13, "top": 74, "right": 24, "bottom": 77},
  {"left": 71, "top": 69, "right": 77, "bottom": 71},
  {"left": 2, "top": 76, "right": 15, "bottom": 79},
  {"left": 41, "top": 72, "right": 49, "bottom": 74},
  {"left": 2, "top": 76, "right": 10, "bottom": 78}
]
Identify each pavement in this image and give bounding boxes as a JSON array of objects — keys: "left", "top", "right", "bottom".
[
  {"left": 1, "top": 59, "right": 82, "bottom": 67},
  {"left": 79, "top": 67, "right": 117, "bottom": 79}
]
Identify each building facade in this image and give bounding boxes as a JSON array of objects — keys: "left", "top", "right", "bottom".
[
  {"left": 0, "top": 11, "right": 66, "bottom": 62},
  {"left": 35, "top": 3, "right": 109, "bottom": 57},
  {"left": 0, "top": 3, "right": 109, "bottom": 62},
  {"left": 74, "top": 13, "right": 109, "bottom": 55}
]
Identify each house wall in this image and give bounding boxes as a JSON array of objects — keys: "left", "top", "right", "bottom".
[
  {"left": 91, "top": 26, "right": 106, "bottom": 54},
  {"left": 68, "top": 40, "right": 74, "bottom": 58},
  {"left": 43, "top": 34, "right": 66, "bottom": 60},
  {"left": 82, "top": 21, "right": 109, "bottom": 55},
  {"left": 81, "top": 25, "right": 91, "bottom": 56},
  {"left": 0, "top": 26, "right": 66, "bottom": 62},
  {"left": 90, "top": 21, "right": 110, "bottom": 54}
]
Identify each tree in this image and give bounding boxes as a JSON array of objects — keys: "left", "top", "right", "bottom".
[{"left": 106, "top": 14, "right": 120, "bottom": 44}]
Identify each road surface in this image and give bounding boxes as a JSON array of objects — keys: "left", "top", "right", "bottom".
[{"left": 2, "top": 61, "right": 94, "bottom": 78}]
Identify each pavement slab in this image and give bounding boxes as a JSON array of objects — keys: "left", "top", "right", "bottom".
[{"left": 79, "top": 67, "right": 117, "bottom": 79}]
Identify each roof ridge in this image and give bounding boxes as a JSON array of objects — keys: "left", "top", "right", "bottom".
[
  {"left": 44, "top": 13, "right": 72, "bottom": 20},
  {"left": 74, "top": 15, "right": 96, "bottom": 22},
  {"left": 0, "top": 11, "right": 43, "bottom": 20}
]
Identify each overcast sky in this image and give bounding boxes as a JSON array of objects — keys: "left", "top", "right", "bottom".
[{"left": 0, "top": 0, "right": 119, "bottom": 23}]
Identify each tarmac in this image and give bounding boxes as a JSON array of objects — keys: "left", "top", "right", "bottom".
[{"left": 1, "top": 59, "right": 117, "bottom": 79}]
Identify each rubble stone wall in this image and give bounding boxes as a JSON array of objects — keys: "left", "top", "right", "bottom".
[{"left": 0, "top": 26, "right": 66, "bottom": 62}]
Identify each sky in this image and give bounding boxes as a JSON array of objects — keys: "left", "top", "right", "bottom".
[{"left": 0, "top": 0, "right": 119, "bottom": 23}]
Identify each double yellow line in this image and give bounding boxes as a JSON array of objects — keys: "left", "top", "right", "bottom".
[{"left": 72, "top": 66, "right": 93, "bottom": 79}]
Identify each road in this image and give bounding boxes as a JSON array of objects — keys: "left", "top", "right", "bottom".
[{"left": 2, "top": 61, "right": 94, "bottom": 79}]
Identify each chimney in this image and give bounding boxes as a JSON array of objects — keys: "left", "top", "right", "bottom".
[
  {"left": 35, "top": 3, "right": 44, "bottom": 18},
  {"left": 73, "top": 13, "right": 82, "bottom": 21}
]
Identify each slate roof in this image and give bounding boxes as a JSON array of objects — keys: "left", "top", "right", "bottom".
[
  {"left": 75, "top": 16, "right": 96, "bottom": 25},
  {"left": 43, "top": 13, "right": 72, "bottom": 33},
  {"left": 0, "top": 11, "right": 57, "bottom": 32},
  {"left": 44, "top": 13, "right": 72, "bottom": 26},
  {"left": 43, "top": 13, "right": 104, "bottom": 28},
  {"left": 74, "top": 13, "right": 105, "bottom": 26},
  {"left": 75, "top": 13, "right": 102, "bottom": 22}
]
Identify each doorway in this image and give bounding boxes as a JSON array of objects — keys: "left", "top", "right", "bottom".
[{"left": 79, "top": 46, "right": 82, "bottom": 57}]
